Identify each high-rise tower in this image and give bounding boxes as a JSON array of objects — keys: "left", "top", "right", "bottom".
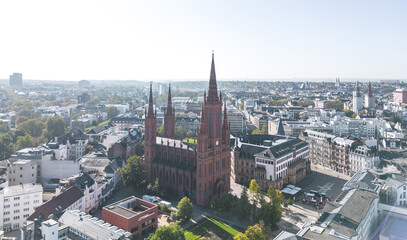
[{"left": 196, "top": 52, "right": 231, "bottom": 206}]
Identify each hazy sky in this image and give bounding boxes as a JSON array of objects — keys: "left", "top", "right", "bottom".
[{"left": 0, "top": 0, "right": 406, "bottom": 81}]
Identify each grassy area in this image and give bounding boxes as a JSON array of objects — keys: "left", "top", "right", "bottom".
[{"left": 184, "top": 216, "right": 243, "bottom": 240}]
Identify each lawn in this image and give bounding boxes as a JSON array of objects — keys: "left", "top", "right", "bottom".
[{"left": 184, "top": 216, "right": 244, "bottom": 240}]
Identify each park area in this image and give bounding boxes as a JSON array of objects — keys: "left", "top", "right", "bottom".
[{"left": 184, "top": 216, "right": 244, "bottom": 240}]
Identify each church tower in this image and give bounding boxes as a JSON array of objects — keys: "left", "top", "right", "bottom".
[
  {"left": 144, "top": 83, "right": 156, "bottom": 182},
  {"left": 352, "top": 81, "right": 363, "bottom": 114},
  {"left": 164, "top": 84, "right": 175, "bottom": 139},
  {"left": 196, "top": 52, "right": 231, "bottom": 206},
  {"left": 364, "top": 81, "right": 376, "bottom": 109}
]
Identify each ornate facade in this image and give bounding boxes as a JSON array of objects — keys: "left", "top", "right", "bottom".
[{"left": 144, "top": 53, "right": 231, "bottom": 206}]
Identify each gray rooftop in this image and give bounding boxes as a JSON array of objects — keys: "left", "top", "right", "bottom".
[
  {"left": 2, "top": 183, "right": 43, "bottom": 197},
  {"left": 58, "top": 210, "right": 131, "bottom": 239}
]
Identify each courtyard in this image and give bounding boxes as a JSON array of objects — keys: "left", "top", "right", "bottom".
[{"left": 184, "top": 216, "right": 244, "bottom": 240}]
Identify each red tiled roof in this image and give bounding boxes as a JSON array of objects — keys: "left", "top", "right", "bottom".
[{"left": 28, "top": 185, "right": 84, "bottom": 221}]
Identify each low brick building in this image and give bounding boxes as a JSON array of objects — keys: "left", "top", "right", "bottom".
[{"left": 102, "top": 196, "right": 158, "bottom": 239}]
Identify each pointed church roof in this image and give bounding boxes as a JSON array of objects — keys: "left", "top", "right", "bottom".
[
  {"left": 147, "top": 82, "right": 155, "bottom": 118},
  {"left": 277, "top": 118, "right": 285, "bottom": 135},
  {"left": 207, "top": 51, "right": 219, "bottom": 102}
]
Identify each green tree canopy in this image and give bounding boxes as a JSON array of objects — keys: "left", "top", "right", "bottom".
[
  {"left": 16, "top": 134, "right": 35, "bottom": 150},
  {"left": 177, "top": 197, "right": 193, "bottom": 220},
  {"left": 0, "top": 133, "right": 14, "bottom": 160},
  {"left": 18, "top": 119, "right": 46, "bottom": 138},
  {"left": 175, "top": 126, "right": 185, "bottom": 139},
  {"left": 105, "top": 106, "right": 120, "bottom": 119},
  {"left": 120, "top": 155, "right": 146, "bottom": 190},
  {"left": 45, "top": 116, "right": 66, "bottom": 140},
  {"left": 15, "top": 116, "right": 29, "bottom": 127},
  {"left": 344, "top": 109, "right": 355, "bottom": 118},
  {"left": 148, "top": 224, "right": 185, "bottom": 240},
  {"left": 324, "top": 101, "right": 344, "bottom": 110}
]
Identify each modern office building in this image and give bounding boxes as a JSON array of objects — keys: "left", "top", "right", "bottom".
[{"left": 9, "top": 73, "right": 23, "bottom": 88}]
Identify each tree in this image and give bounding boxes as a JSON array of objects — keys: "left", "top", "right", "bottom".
[
  {"left": 186, "top": 130, "right": 194, "bottom": 138},
  {"left": 249, "top": 179, "right": 260, "bottom": 197},
  {"left": 18, "top": 108, "right": 35, "bottom": 119},
  {"left": 120, "top": 155, "right": 146, "bottom": 190},
  {"left": 324, "top": 101, "right": 344, "bottom": 110},
  {"left": 0, "top": 133, "right": 13, "bottom": 160},
  {"left": 255, "top": 186, "right": 283, "bottom": 230},
  {"left": 234, "top": 186, "right": 252, "bottom": 221},
  {"left": 344, "top": 109, "right": 355, "bottom": 118},
  {"left": 210, "top": 192, "right": 233, "bottom": 212},
  {"left": 234, "top": 224, "right": 264, "bottom": 240},
  {"left": 0, "top": 121, "right": 9, "bottom": 133},
  {"left": 45, "top": 116, "right": 66, "bottom": 140},
  {"left": 87, "top": 98, "right": 100, "bottom": 106},
  {"left": 106, "top": 106, "right": 120, "bottom": 119},
  {"left": 245, "top": 224, "right": 265, "bottom": 240},
  {"left": 152, "top": 178, "right": 160, "bottom": 196},
  {"left": 157, "top": 125, "right": 164, "bottom": 137},
  {"left": 148, "top": 224, "right": 185, "bottom": 240},
  {"left": 16, "top": 134, "right": 35, "bottom": 150},
  {"left": 177, "top": 197, "right": 193, "bottom": 220},
  {"left": 18, "top": 119, "right": 46, "bottom": 137},
  {"left": 175, "top": 126, "right": 185, "bottom": 139},
  {"left": 15, "top": 116, "right": 29, "bottom": 127},
  {"left": 233, "top": 233, "right": 249, "bottom": 240}
]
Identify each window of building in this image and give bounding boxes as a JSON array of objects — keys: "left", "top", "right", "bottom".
[
  {"left": 4, "top": 218, "right": 10, "bottom": 222},
  {"left": 14, "top": 197, "right": 20, "bottom": 200},
  {"left": 4, "top": 205, "right": 10, "bottom": 208},
  {"left": 14, "top": 203, "right": 20, "bottom": 207},
  {"left": 14, "top": 210, "right": 20, "bottom": 213},
  {"left": 13, "top": 216, "right": 20, "bottom": 220},
  {"left": 4, "top": 211, "right": 10, "bottom": 215}
]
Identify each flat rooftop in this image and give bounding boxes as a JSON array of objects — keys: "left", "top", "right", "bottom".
[{"left": 103, "top": 196, "right": 156, "bottom": 219}]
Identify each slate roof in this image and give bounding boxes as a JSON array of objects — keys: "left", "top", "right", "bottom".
[
  {"left": 28, "top": 185, "right": 84, "bottom": 221},
  {"left": 343, "top": 170, "right": 378, "bottom": 192},
  {"left": 58, "top": 210, "right": 131, "bottom": 239}
]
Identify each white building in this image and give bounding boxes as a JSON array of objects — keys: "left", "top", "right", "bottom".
[
  {"left": 331, "top": 116, "right": 387, "bottom": 138},
  {"left": 350, "top": 141, "right": 380, "bottom": 174},
  {"left": 6, "top": 160, "right": 38, "bottom": 186},
  {"left": 0, "top": 183, "right": 43, "bottom": 232}
]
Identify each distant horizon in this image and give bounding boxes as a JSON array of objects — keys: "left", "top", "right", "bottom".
[
  {"left": 1, "top": 77, "right": 405, "bottom": 83},
  {"left": 1, "top": 1, "right": 406, "bottom": 81}
]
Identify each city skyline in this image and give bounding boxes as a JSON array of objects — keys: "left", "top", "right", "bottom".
[{"left": 1, "top": 0, "right": 406, "bottom": 81}]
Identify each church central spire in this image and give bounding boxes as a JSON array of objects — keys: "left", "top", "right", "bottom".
[{"left": 207, "top": 51, "right": 219, "bottom": 102}]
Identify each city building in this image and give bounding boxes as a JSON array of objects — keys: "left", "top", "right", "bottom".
[
  {"left": 349, "top": 140, "right": 380, "bottom": 174},
  {"left": 58, "top": 210, "right": 131, "bottom": 239},
  {"left": 0, "top": 183, "right": 43, "bottom": 232},
  {"left": 232, "top": 135, "right": 309, "bottom": 190},
  {"left": 394, "top": 89, "right": 407, "bottom": 104},
  {"left": 6, "top": 160, "right": 38, "bottom": 186},
  {"left": 352, "top": 81, "right": 363, "bottom": 114},
  {"left": 9, "top": 73, "right": 22, "bottom": 88},
  {"left": 331, "top": 116, "right": 387, "bottom": 138},
  {"left": 78, "top": 80, "right": 91, "bottom": 88},
  {"left": 227, "top": 108, "right": 244, "bottom": 135},
  {"left": 102, "top": 196, "right": 158, "bottom": 239},
  {"left": 144, "top": 53, "right": 231, "bottom": 206},
  {"left": 28, "top": 185, "right": 84, "bottom": 221},
  {"left": 301, "top": 189, "right": 379, "bottom": 240}
]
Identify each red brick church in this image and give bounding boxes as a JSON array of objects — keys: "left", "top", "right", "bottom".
[{"left": 144, "top": 53, "right": 231, "bottom": 206}]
